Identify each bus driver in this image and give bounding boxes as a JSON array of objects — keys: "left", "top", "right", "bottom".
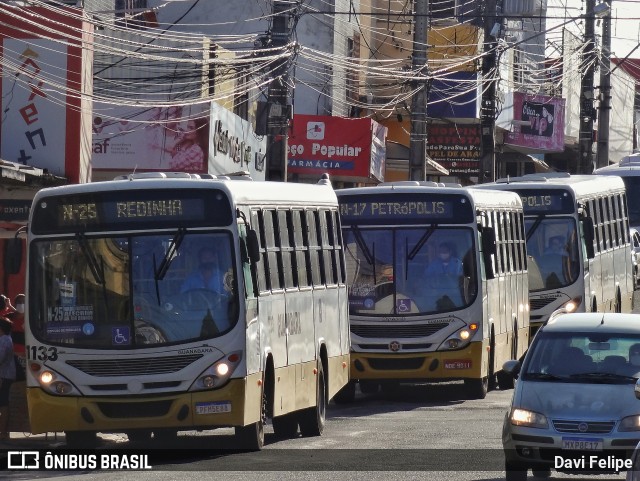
[{"left": 424, "top": 242, "right": 463, "bottom": 309}]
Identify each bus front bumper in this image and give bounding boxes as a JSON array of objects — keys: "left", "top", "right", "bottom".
[
  {"left": 349, "top": 341, "right": 487, "bottom": 382},
  {"left": 26, "top": 373, "right": 262, "bottom": 435}
]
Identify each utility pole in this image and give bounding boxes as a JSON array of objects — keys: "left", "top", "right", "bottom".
[
  {"left": 578, "top": 0, "right": 597, "bottom": 174},
  {"left": 266, "top": 1, "right": 295, "bottom": 181},
  {"left": 479, "top": 0, "right": 498, "bottom": 183},
  {"left": 596, "top": 1, "right": 612, "bottom": 169},
  {"left": 409, "top": 0, "right": 428, "bottom": 181}
]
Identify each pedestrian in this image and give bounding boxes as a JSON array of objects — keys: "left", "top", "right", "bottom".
[
  {"left": 0, "top": 316, "right": 15, "bottom": 442},
  {"left": 9, "top": 294, "right": 25, "bottom": 359},
  {"left": 0, "top": 295, "right": 15, "bottom": 318}
]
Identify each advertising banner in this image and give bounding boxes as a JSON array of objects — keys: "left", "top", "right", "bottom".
[
  {"left": 426, "top": 124, "right": 481, "bottom": 176},
  {"left": 505, "top": 92, "right": 565, "bottom": 152},
  {"left": 288, "top": 115, "right": 387, "bottom": 182},
  {"left": 92, "top": 104, "right": 210, "bottom": 174}
]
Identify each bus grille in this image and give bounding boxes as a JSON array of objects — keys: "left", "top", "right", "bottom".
[
  {"left": 552, "top": 420, "right": 616, "bottom": 434},
  {"left": 351, "top": 323, "right": 448, "bottom": 339},
  {"left": 66, "top": 354, "right": 203, "bottom": 377},
  {"left": 367, "top": 357, "right": 426, "bottom": 370},
  {"left": 97, "top": 400, "right": 173, "bottom": 418},
  {"left": 530, "top": 297, "right": 558, "bottom": 310}
]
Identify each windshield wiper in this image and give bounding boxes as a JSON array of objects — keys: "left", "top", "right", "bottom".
[
  {"left": 76, "top": 233, "right": 105, "bottom": 285},
  {"left": 154, "top": 228, "right": 186, "bottom": 282},
  {"left": 153, "top": 228, "right": 186, "bottom": 305},
  {"left": 408, "top": 224, "right": 437, "bottom": 261},
  {"left": 526, "top": 215, "right": 544, "bottom": 242},
  {"left": 524, "top": 372, "right": 565, "bottom": 380}
]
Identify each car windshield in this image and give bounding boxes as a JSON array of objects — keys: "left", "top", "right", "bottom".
[
  {"left": 522, "top": 331, "right": 640, "bottom": 383},
  {"left": 29, "top": 232, "right": 238, "bottom": 348}
]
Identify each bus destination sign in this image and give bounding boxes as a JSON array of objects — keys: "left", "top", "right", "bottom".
[
  {"left": 338, "top": 193, "right": 473, "bottom": 224},
  {"left": 515, "top": 189, "right": 574, "bottom": 214},
  {"left": 32, "top": 189, "right": 232, "bottom": 234}
]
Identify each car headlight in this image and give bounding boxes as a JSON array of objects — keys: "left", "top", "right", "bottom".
[
  {"left": 510, "top": 408, "right": 548, "bottom": 428},
  {"left": 619, "top": 415, "right": 640, "bottom": 432},
  {"left": 190, "top": 351, "right": 243, "bottom": 392},
  {"left": 37, "top": 368, "right": 80, "bottom": 396},
  {"left": 438, "top": 323, "right": 479, "bottom": 350}
]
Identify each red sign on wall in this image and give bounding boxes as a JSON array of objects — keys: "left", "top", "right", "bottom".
[
  {"left": 288, "top": 115, "right": 387, "bottom": 182},
  {"left": 505, "top": 92, "right": 565, "bottom": 152}
]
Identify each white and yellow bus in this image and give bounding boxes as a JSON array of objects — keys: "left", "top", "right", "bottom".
[
  {"left": 335, "top": 182, "right": 529, "bottom": 401},
  {"left": 14, "top": 172, "right": 349, "bottom": 449},
  {"left": 477, "top": 173, "right": 634, "bottom": 338}
]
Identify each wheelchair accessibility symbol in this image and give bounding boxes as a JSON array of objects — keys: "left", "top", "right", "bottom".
[
  {"left": 112, "top": 327, "right": 130, "bottom": 345},
  {"left": 396, "top": 299, "right": 412, "bottom": 313}
]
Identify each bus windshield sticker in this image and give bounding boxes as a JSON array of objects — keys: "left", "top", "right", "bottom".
[
  {"left": 48, "top": 305, "right": 94, "bottom": 323},
  {"left": 58, "top": 280, "right": 77, "bottom": 307},
  {"left": 112, "top": 327, "right": 131, "bottom": 345}
]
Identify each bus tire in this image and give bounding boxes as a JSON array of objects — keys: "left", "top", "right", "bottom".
[
  {"left": 65, "top": 431, "right": 98, "bottom": 448},
  {"left": 488, "top": 328, "right": 496, "bottom": 391},
  {"left": 333, "top": 380, "right": 356, "bottom": 404},
  {"left": 272, "top": 413, "right": 299, "bottom": 439},
  {"left": 464, "top": 377, "right": 488, "bottom": 399},
  {"left": 299, "top": 361, "right": 326, "bottom": 437}
]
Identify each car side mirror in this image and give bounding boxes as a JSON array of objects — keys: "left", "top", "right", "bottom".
[{"left": 502, "top": 359, "right": 521, "bottom": 379}]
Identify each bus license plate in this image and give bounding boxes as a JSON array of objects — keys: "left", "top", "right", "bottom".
[
  {"left": 562, "top": 437, "right": 603, "bottom": 451},
  {"left": 196, "top": 401, "right": 231, "bottom": 414}
]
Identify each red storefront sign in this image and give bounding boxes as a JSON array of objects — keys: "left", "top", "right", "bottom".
[{"left": 288, "top": 115, "right": 387, "bottom": 182}]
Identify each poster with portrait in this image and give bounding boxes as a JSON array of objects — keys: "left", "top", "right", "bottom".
[{"left": 92, "top": 103, "right": 210, "bottom": 173}]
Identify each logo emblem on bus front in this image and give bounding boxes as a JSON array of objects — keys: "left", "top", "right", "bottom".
[{"left": 389, "top": 341, "right": 401, "bottom": 352}]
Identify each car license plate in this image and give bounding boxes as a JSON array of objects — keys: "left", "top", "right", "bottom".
[
  {"left": 562, "top": 437, "right": 603, "bottom": 451},
  {"left": 195, "top": 401, "right": 231, "bottom": 414},
  {"left": 444, "top": 359, "right": 472, "bottom": 369}
]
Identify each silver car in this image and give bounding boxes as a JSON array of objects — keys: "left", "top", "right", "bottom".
[{"left": 503, "top": 312, "right": 640, "bottom": 480}]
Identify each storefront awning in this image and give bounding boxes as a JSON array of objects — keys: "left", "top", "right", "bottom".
[{"left": 386, "top": 141, "right": 450, "bottom": 176}]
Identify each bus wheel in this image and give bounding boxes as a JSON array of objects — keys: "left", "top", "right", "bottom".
[
  {"left": 126, "top": 429, "right": 152, "bottom": 443},
  {"left": 464, "top": 377, "right": 487, "bottom": 399},
  {"left": 299, "top": 362, "right": 326, "bottom": 437},
  {"left": 272, "top": 413, "right": 299, "bottom": 439},
  {"left": 488, "top": 329, "right": 497, "bottom": 391},
  {"left": 65, "top": 431, "right": 98, "bottom": 448},
  {"left": 333, "top": 380, "right": 356, "bottom": 404}
]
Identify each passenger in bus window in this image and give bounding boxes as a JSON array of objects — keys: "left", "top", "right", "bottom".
[
  {"left": 425, "top": 242, "right": 464, "bottom": 308},
  {"left": 181, "top": 246, "right": 226, "bottom": 294},
  {"left": 545, "top": 236, "right": 568, "bottom": 256}
]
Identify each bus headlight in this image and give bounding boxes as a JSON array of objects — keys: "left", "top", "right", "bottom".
[
  {"left": 37, "top": 369, "right": 80, "bottom": 396},
  {"left": 563, "top": 297, "right": 582, "bottom": 313},
  {"left": 190, "top": 351, "right": 243, "bottom": 392},
  {"left": 438, "top": 323, "right": 479, "bottom": 350}
]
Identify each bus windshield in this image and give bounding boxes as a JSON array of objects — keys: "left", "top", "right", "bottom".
[
  {"left": 343, "top": 226, "right": 477, "bottom": 316},
  {"left": 29, "top": 232, "right": 238, "bottom": 348},
  {"left": 524, "top": 217, "right": 580, "bottom": 292}
]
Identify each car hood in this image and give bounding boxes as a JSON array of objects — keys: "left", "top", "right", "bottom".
[{"left": 517, "top": 381, "right": 640, "bottom": 419}]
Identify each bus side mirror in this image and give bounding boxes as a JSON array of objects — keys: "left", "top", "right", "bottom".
[
  {"left": 4, "top": 238, "right": 23, "bottom": 275},
  {"left": 246, "top": 230, "right": 261, "bottom": 264},
  {"left": 581, "top": 217, "right": 595, "bottom": 259}
]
